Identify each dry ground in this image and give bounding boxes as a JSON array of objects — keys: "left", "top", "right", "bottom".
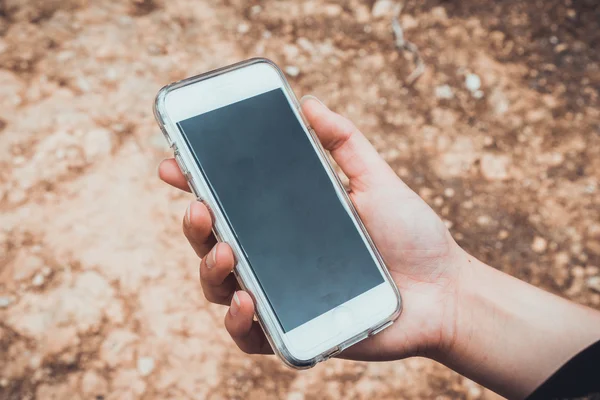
[{"left": 1, "top": 0, "right": 599, "bottom": 399}]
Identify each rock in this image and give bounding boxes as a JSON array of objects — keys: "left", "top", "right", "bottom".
[
  {"left": 572, "top": 266, "right": 585, "bottom": 278},
  {"left": 587, "top": 276, "right": 600, "bottom": 293},
  {"left": 444, "top": 188, "right": 455, "bottom": 198},
  {"left": 587, "top": 266, "right": 599, "bottom": 276},
  {"left": 284, "top": 66, "right": 300, "bottom": 77},
  {"left": 249, "top": 5, "right": 262, "bottom": 16},
  {"left": 137, "top": 356, "right": 155, "bottom": 377},
  {"left": 435, "top": 84, "right": 454, "bottom": 100},
  {"left": 433, "top": 196, "right": 444, "bottom": 207},
  {"left": 0, "top": 296, "right": 14, "bottom": 308},
  {"left": 31, "top": 273, "right": 45, "bottom": 287},
  {"left": 237, "top": 22, "right": 250, "bottom": 34},
  {"left": 531, "top": 236, "right": 547, "bottom": 253},
  {"left": 371, "top": 0, "right": 399, "bottom": 18},
  {"left": 477, "top": 215, "right": 491, "bottom": 226},
  {"left": 498, "top": 230, "right": 509, "bottom": 240},
  {"left": 465, "top": 73, "right": 481, "bottom": 92},
  {"left": 431, "top": 6, "right": 448, "bottom": 21},
  {"left": 480, "top": 153, "right": 510, "bottom": 181}
]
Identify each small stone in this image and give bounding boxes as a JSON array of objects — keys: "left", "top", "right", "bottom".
[
  {"left": 462, "top": 200, "right": 474, "bottom": 209},
  {"left": 284, "top": 66, "right": 300, "bottom": 77},
  {"left": 586, "top": 276, "right": 600, "bottom": 293},
  {"left": 443, "top": 188, "right": 455, "bottom": 198},
  {"left": 477, "top": 215, "right": 491, "bottom": 226},
  {"left": 137, "top": 357, "right": 155, "bottom": 377},
  {"left": 250, "top": 5, "right": 262, "bottom": 16},
  {"left": 531, "top": 236, "right": 547, "bottom": 253},
  {"left": 572, "top": 266, "right": 585, "bottom": 278},
  {"left": 498, "top": 230, "right": 509, "bottom": 240},
  {"left": 480, "top": 153, "right": 510, "bottom": 181},
  {"left": 372, "top": 0, "right": 398, "bottom": 18},
  {"left": 237, "top": 23, "right": 250, "bottom": 34},
  {"left": 433, "top": 196, "right": 444, "bottom": 207},
  {"left": 32, "top": 273, "right": 45, "bottom": 287},
  {"left": 435, "top": 85, "right": 454, "bottom": 100},
  {"left": 444, "top": 219, "right": 453, "bottom": 229},
  {"left": 0, "top": 296, "right": 14, "bottom": 308},
  {"left": 431, "top": 6, "right": 448, "bottom": 21},
  {"left": 465, "top": 74, "right": 481, "bottom": 92},
  {"left": 0, "top": 378, "right": 8, "bottom": 387}
]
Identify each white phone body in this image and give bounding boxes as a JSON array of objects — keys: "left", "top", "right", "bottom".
[{"left": 154, "top": 58, "right": 402, "bottom": 368}]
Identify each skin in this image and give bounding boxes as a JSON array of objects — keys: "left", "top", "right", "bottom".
[{"left": 158, "top": 96, "right": 600, "bottom": 399}]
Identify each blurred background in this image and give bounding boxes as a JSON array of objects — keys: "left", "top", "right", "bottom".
[{"left": 0, "top": 0, "right": 599, "bottom": 398}]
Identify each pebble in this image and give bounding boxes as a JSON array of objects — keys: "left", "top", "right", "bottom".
[
  {"left": 32, "top": 273, "right": 45, "bottom": 287},
  {"left": 531, "top": 236, "right": 547, "bottom": 253},
  {"left": 498, "top": 230, "right": 509, "bottom": 240},
  {"left": 433, "top": 196, "right": 444, "bottom": 207},
  {"left": 250, "top": 5, "right": 262, "bottom": 16},
  {"left": 284, "top": 66, "right": 300, "bottom": 77},
  {"left": 0, "top": 296, "right": 14, "bottom": 308},
  {"left": 371, "top": 0, "right": 398, "bottom": 18},
  {"left": 137, "top": 357, "right": 155, "bottom": 377},
  {"left": 435, "top": 85, "right": 454, "bottom": 100},
  {"left": 237, "top": 23, "right": 250, "bottom": 34},
  {"left": 572, "top": 266, "right": 586, "bottom": 278},
  {"left": 465, "top": 73, "right": 481, "bottom": 92},
  {"left": 480, "top": 153, "right": 510, "bottom": 181},
  {"left": 477, "top": 215, "right": 491, "bottom": 226},
  {"left": 443, "top": 188, "right": 455, "bottom": 198},
  {"left": 587, "top": 276, "right": 600, "bottom": 293}
]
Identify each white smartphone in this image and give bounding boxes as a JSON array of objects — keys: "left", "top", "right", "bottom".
[{"left": 154, "top": 58, "right": 401, "bottom": 368}]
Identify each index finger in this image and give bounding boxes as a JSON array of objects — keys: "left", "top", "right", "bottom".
[{"left": 158, "top": 158, "right": 191, "bottom": 192}]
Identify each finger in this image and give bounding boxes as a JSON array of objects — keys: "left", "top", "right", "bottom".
[
  {"left": 301, "top": 96, "right": 398, "bottom": 192},
  {"left": 183, "top": 200, "right": 216, "bottom": 258},
  {"left": 200, "top": 243, "right": 237, "bottom": 305},
  {"left": 225, "top": 291, "right": 273, "bottom": 355},
  {"left": 158, "top": 158, "right": 191, "bottom": 192}
]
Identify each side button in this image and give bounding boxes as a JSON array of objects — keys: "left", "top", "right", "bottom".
[{"left": 174, "top": 151, "right": 188, "bottom": 175}]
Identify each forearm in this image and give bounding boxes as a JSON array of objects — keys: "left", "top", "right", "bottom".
[{"left": 437, "top": 252, "right": 600, "bottom": 399}]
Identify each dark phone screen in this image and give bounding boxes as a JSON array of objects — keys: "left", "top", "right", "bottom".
[{"left": 177, "top": 88, "right": 384, "bottom": 332}]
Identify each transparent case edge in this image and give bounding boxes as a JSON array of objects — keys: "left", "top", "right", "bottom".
[{"left": 153, "top": 57, "right": 402, "bottom": 370}]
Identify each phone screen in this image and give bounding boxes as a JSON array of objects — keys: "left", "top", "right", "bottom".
[{"left": 177, "top": 88, "right": 384, "bottom": 332}]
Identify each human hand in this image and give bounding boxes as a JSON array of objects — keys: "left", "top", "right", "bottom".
[{"left": 158, "top": 96, "right": 465, "bottom": 361}]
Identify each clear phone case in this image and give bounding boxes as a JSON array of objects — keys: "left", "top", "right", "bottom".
[{"left": 153, "top": 58, "right": 402, "bottom": 369}]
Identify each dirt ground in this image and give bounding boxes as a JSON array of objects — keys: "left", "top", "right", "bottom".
[{"left": 0, "top": 0, "right": 599, "bottom": 398}]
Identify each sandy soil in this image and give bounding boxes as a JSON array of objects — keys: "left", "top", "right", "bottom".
[{"left": 1, "top": 0, "right": 599, "bottom": 398}]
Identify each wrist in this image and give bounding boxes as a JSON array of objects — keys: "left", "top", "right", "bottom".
[{"left": 432, "top": 249, "right": 600, "bottom": 399}]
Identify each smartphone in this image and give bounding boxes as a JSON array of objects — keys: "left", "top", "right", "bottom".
[{"left": 154, "top": 58, "right": 401, "bottom": 369}]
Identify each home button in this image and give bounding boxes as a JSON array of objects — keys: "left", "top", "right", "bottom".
[{"left": 332, "top": 306, "right": 353, "bottom": 329}]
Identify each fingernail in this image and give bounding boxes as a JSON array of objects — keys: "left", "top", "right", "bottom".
[
  {"left": 301, "top": 94, "right": 325, "bottom": 107},
  {"left": 230, "top": 292, "right": 241, "bottom": 317},
  {"left": 206, "top": 243, "right": 218, "bottom": 269},
  {"left": 185, "top": 202, "right": 192, "bottom": 225}
]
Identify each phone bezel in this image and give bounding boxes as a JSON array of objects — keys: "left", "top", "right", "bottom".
[{"left": 154, "top": 58, "right": 402, "bottom": 367}]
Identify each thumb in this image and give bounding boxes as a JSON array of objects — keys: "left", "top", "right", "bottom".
[{"left": 301, "top": 95, "right": 398, "bottom": 193}]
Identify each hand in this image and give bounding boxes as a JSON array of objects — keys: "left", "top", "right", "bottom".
[{"left": 158, "top": 96, "right": 464, "bottom": 361}]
